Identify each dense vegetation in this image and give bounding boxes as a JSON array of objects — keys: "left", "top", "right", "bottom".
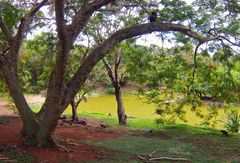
[{"left": 0, "top": 0, "right": 239, "bottom": 148}]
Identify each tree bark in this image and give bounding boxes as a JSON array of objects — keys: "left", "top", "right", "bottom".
[
  {"left": 64, "top": 22, "right": 205, "bottom": 109},
  {"left": 71, "top": 100, "right": 78, "bottom": 122},
  {"left": 102, "top": 49, "right": 127, "bottom": 125},
  {"left": 2, "top": 59, "right": 39, "bottom": 145},
  {"left": 36, "top": 104, "right": 60, "bottom": 147},
  {"left": 0, "top": 0, "right": 218, "bottom": 147},
  {"left": 114, "top": 84, "right": 127, "bottom": 125}
]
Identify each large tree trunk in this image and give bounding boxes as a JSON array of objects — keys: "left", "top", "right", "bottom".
[
  {"left": 2, "top": 60, "right": 39, "bottom": 145},
  {"left": 114, "top": 84, "right": 127, "bottom": 125},
  {"left": 36, "top": 103, "right": 62, "bottom": 147},
  {"left": 0, "top": 0, "right": 210, "bottom": 148}
]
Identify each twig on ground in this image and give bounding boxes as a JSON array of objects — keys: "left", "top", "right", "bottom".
[
  {"left": 149, "top": 157, "right": 189, "bottom": 161},
  {"left": 138, "top": 155, "right": 147, "bottom": 161},
  {"left": 138, "top": 155, "right": 189, "bottom": 162},
  {"left": 56, "top": 144, "right": 70, "bottom": 153},
  {"left": 148, "top": 151, "right": 155, "bottom": 158}
]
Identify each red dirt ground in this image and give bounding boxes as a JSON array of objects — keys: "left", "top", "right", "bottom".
[{"left": 0, "top": 99, "right": 130, "bottom": 163}]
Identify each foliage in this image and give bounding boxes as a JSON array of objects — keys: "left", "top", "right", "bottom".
[
  {"left": 125, "top": 41, "right": 240, "bottom": 127},
  {"left": 126, "top": 45, "right": 192, "bottom": 123},
  {"left": 1, "top": 0, "right": 240, "bottom": 146},
  {"left": 0, "top": 1, "right": 25, "bottom": 30},
  {"left": 222, "top": 110, "right": 240, "bottom": 133},
  {"left": 105, "top": 87, "right": 115, "bottom": 95},
  {"left": 19, "top": 32, "right": 56, "bottom": 93},
  {"left": 5, "top": 96, "right": 18, "bottom": 114}
]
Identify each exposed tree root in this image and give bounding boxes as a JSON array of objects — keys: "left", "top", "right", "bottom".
[
  {"left": 0, "top": 154, "right": 16, "bottom": 162},
  {"left": 55, "top": 137, "right": 85, "bottom": 153},
  {"left": 138, "top": 155, "right": 189, "bottom": 162},
  {"left": 56, "top": 144, "right": 70, "bottom": 153}
]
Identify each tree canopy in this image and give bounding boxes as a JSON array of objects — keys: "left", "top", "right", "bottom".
[{"left": 0, "top": 0, "right": 239, "bottom": 146}]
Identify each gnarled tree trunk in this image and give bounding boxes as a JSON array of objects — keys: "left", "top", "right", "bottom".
[{"left": 0, "top": 0, "right": 208, "bottom": 148}]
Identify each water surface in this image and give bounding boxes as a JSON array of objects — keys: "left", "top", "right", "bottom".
[{"left": 73, "top": 95, "right": 229, "bottom": 128}]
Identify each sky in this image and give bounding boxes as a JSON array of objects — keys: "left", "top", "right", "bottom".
[
  {"left": 136, "top": 0, "right": 195, "bottom": 47},
  {"left": 28, "top": 0, "right": 196, "bottom": 48}
]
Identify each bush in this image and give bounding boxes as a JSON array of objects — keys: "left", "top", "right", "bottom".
[
  {"left": 105, "top": 87, "right": 115, "bottom": 95},
  {"left": 222, "top": 110, "right": 240, "bottom": 133}
]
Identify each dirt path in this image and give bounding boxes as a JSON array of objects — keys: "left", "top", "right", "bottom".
[
  {"left": 0, "top": 95, "right": 45, "bottom": 117},
  {"left": 0, "top": 99, "right": 15, "bottom": 116},
  {"left": 0, "top": 96, "right": 132, "bottom": 163}
]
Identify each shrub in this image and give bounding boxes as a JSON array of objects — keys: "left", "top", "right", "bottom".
[
  {"left": 105, "top": 87, "right": 115, "bottom": 95},
  {"left": 222, "top": 110, "right": 240, "bottom": 133}
]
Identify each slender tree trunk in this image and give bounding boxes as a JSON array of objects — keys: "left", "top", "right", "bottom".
[
  {"left": 71, "top": 100, "right": 78, "bottom": 122},
  {"left": 114, "top": 84, "right": 127, "bottom": 125}
]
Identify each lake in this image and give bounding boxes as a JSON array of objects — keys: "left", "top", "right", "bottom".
[{"left": 68, "top": 95, "right": 230, "bottom": 128}]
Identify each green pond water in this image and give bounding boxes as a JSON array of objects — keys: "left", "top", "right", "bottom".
[{"left": 63, "top": 95, "right": 230, "bottom": 128}]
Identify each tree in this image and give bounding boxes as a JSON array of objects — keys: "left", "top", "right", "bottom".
[
  {"left": 66, "top": 45, "right": 105, "bottom": 122},
  {"left": 0, "top": 0, "right": 238, "bottom": 147},
  {"left": 103, "top": 45, "right": 128, "bottom": 125}
]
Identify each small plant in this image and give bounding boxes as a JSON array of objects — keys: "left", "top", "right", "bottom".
[{"left": 222, "top": 110, "right": 240, "bottom": 133}]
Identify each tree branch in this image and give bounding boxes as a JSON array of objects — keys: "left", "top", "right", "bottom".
[
  {"left": 192, "top": 42, "right": 202, "bottom": 82},
  {"left": 66, "top": 0, "right": 115, "bottom": 46},
  {"left": 63, "top": 22, "right": 211, "bottom": 109},
  {"left": 114, "top": 48, "right": 122, "bottom": 83},
  {"left": 134, "top": 0, "right": 151, "bottom": 14},
  {"left": 0, "top": 17, "right": 12, "bottom": 41},
  {"left": 219, "top": 36, "right": 240, "bottom": 47},
  {"left": 14, "top": 0, "right": 48, "bottom": 52},
  {"left": 55, "top": 0, "right": 66, "bottom": 41},
  {"left": 102, "top": 58, "right": 115, "bottom": 83}
]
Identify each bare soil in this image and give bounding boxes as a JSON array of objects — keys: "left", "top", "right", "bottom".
[
  {"left": 0, "top": 99, "right": 15, "bottom": 116},
  {"left": 0, "top": 99, "right": 130, "bottom": 163}
]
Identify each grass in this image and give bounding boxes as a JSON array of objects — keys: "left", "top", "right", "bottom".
[
  {"left": 4, "top": 96, "right": 240, "bottom": 162},
  {"left": 68, "top": 112, "right": 240, "bottom": 162},
  {"left": 2, "top": 106, "right": 240, "bottom": 162},
  {"left": 86, "top": 124, "right": 240, "bottom": 163},
  {"left": 30, "top": 103, "right": 159, "bottom": 130},
  {"left": 78, "top": 111, "right": 158, "bottom": 130},
  {"left": 0, "top": 147, "right": 35, "bottom": 163}
]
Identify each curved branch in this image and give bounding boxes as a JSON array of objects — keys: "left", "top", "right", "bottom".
[
  {"left": 193, "top": 43, "right": 202, "bottom": 69},
  {"left": 63, "top": 22, "right": 206, "bottom": 108},
  {"left": 114, "top": 49, "right": 122, "bottom": 82},
  {"left": 102, "top": 58, "right": 115, "bottom": 83},
  {"left": 66, "top": 0, "right": 115, "bottom": 45},
  {"left": 14, "top": 0, "right": 48, "bottom": 53},
  {"left": 134, "top": 0, "right": 151, "bottom": 14},
  {"left": 192, "top": 42, "right": 202, "bottom": 82},
  {"left": 219, "top": 36, "right": 240, "bottom": 47}
]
